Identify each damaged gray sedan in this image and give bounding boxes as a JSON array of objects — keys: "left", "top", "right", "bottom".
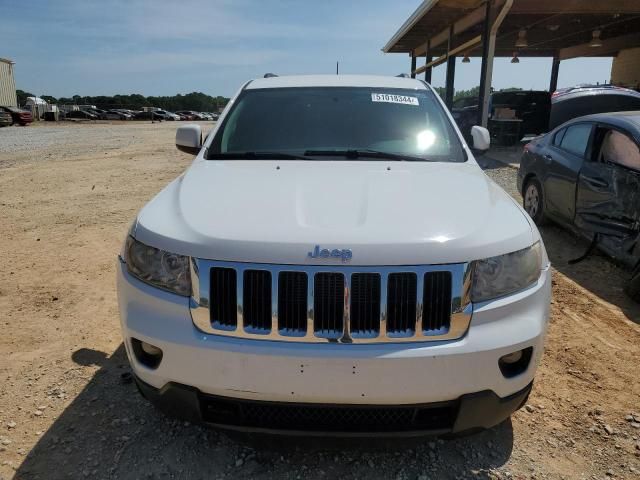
[{"left": 517, "top": 111, "right": 640, "bottom": 300}]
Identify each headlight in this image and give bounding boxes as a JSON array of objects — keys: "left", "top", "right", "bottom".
[
  {"left": 471, "top": 242, "right": 542, "bottom": 303},
  {"left": 124, "top": 236, "right": 191, "bottom": 296}
]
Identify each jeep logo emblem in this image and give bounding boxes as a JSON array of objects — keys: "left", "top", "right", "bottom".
[{"left": 308, "top": 245, "right": 352, "bottom": 263}]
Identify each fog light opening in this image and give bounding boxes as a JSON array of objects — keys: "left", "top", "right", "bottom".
[
  {"left": 131, "top": 338, "right": 163, "bottom": 369},
  {"left": 141, "top": 342, "right": 162, "bottom": 356},
  {"left": 499, "top": 347, "right": 533, "bottom": 378},
  {"left": 501, "top": 351, "right": 523, "bottom": 364}
]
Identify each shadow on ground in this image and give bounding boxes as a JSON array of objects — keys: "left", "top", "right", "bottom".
[
  {"left": 537, "top": 223, "right": 640, "bottom": 325},
  {"left": 15, "top": 345, "right": 515, "bottom": 479},
  {"left": 475, "top": 154, "right": 509, "bottom": 171}
]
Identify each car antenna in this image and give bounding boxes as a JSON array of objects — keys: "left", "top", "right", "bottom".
[
  {"left": 263, "top": 73, "right": 278, "bottom": 78},
  {"left": 396, "top": 73, "right": 410, "bottom": 78},
  {"left": 336, "top": 61, "right": 339, "bottom": 75}
]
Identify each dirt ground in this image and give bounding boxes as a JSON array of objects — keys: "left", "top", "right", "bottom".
[{"left": 0, "top": 121, "right": 639, "bottom": 480}]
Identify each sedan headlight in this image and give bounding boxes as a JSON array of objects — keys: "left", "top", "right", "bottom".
[
  {"left": 124, "top": 236, "right": 191, "bottom": 296},
  {"left": 471, "top": 242, "right": 542, "bottom": 303}
]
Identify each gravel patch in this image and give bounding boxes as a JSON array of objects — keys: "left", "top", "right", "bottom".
[
  {"left": 0, "top": 122, "right": 211, "bottom": 169},
  {"left": 477, "top": 154, "right": 521, "bottom": 198}
]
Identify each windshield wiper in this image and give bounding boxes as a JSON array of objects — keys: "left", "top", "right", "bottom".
[
  {"left": 303, "top": 149, "right": 433, "bottom": 162},
  {"left": 208, "top": 151, "right": 309, "bottom": 160}
]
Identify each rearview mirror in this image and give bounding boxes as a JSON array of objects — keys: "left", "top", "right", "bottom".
[
  {"left": 176, "top": 124, "right": 202, "bottom": 155},
  {"left": 470, "top": 125, "right": 490, "bottom": 153}
]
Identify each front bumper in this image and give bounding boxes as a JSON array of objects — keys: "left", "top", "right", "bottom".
[
  {"left": 134, "top": 374, "right": 532, "bottom": 436},
  {"left": 117, "top": 259, "right": 551, "bottom": 432}
]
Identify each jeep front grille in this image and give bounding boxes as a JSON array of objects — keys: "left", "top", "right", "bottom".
[
  {"left": 350, "top": 273, "right": 381, "bottom": 337},
  {"left": 386, "top": 272, "right": 418, "bottom": 336},
  {"left": 190, "top": 260, "right": 472, "bottom": 343},
  {"left": 210, "top": 267, "right": 237, "bottom": 330},
  {"left": 277, "top": 272, "right": 307, "bottom": 335}
]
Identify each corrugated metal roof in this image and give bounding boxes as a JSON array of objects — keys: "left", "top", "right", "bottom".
[{"left": 383, "top": 0, "right": 640, "bottom": 58}]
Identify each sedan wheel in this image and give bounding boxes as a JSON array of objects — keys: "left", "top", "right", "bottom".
[{"left": 523, "top": 179, "right": 546, "bottom": 225}]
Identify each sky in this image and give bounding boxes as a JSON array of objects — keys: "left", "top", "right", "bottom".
[{"left": 1, "top": 0, "right": 613, "bottom": 98}]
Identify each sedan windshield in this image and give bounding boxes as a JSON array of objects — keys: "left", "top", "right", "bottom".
[{"left": 208, "top": 86, "right": 465, "bottom": 162}]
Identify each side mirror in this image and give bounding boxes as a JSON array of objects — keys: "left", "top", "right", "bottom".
[
  {"left": 176, "top": 124, "right": 202, "bottom": 155},
  {"left": 470, "top": 125, "right": 490, "bottom": 153}
]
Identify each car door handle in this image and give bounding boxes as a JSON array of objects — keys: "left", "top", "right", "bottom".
[
  {"left": 582, "top": 176, "right": 609, "bottom": 189},
  {"left": 543, "top": 154, "right": 553, "bottom": 163}
]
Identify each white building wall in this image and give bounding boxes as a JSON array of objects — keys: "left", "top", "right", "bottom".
[
  {"left": 611, "top": 48, "right": 640, "bottom": 89},
  {"left": 0, "top": 59, "right": 18, "bottom": 107}
]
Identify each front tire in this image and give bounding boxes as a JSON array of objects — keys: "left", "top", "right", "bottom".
[{"left": 523, "top": 178, "right": 546, "bottom": 226}]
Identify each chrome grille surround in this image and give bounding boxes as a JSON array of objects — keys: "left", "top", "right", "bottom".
[{"left": 189, "top": 259, "right": 473, "bottom": 344}]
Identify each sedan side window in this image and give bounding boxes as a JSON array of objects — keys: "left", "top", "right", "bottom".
[
  {"left": 552, "top": 128, "right": 566, "bottom": 146},
  {"left": 599, "top": 129, "right": 640, "bottom": 172},
  {"left": 559, "top": 124, "right": 592, "bottom": 157}
]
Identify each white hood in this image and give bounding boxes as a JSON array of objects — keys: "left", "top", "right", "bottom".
[{"left": 134, "top": 159, "right": 534, "bottom": 265}]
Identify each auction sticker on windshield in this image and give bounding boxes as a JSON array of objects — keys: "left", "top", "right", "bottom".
[{"left": 371, "top": 93, "right": 419, "bottom": 106}]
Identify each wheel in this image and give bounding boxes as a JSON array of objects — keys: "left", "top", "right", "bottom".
[{"left": 523, "top": 178, "right": 546, "bottom": 225}]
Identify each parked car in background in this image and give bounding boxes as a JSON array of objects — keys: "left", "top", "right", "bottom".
[
  {"left": 86, "top": 108, "right": 110, "bottom": 119},
  {"left": 105, "top": 110, "right": 132, "bottom": 120},
  {"left": 153, "top": 109, "right": 181, "bottom": 121},
  {"left": 176, "top": 110, "right": 206, "bottom": 120},
  {"left": 518, "top": 111, "right": 640, "bottom": 301},
  {"left": 492, "top": 90, "right": 551, "bottom": 135},
  {"left": 452, "top": 90, "right": 551, "bottom": 144},
  {"left": 175, "top": 110, "right": 192, "bottom": 119},
  {"left": 65, "top": 110, "right": 98, "bottom": 120},
  {"left": 451, "top": 97, "right": 481, "bottom": 142},
  {"left": 0, "top": 106, "right": 33, "bottom": 125},
  {"left": 134, "top": 111, "right": 169, "bottom": 121},
  {"left": 550, "top": 85, "right": 640, "bottom": 129},
  {"left": 0, "top": 110, "right": 12, "bottom": 127}
]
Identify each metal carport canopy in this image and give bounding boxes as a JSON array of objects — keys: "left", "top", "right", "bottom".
[
  {"left": 382, "top": 0, "right": 640, "bottom": 127},
  {"left": 383, "top": 0, "right": 640, "bottom": 59}
]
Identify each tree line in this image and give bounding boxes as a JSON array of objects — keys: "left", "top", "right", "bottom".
[
  {"left": 16, "top": 90, "right": 230, "bottom": 112},
  {"left": 16, "top": 85, "right": 524, "bottom": 112}
]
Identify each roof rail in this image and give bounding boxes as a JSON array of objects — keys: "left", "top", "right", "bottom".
[
  {"left": 396, "top": 73, "right": 410, "bottom": 78},
  {"left": 263, "top": 73, "right": 278, "bottom": 78}
]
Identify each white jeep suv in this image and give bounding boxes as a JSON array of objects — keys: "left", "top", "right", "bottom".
[{"left": 117, "top": 74, "right": 551, "bottom": 435}]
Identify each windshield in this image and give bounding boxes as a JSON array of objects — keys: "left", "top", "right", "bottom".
[{"left": 208, "top": 86, "right": 465, "bottom": 162}]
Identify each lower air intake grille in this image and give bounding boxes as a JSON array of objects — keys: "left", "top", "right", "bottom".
[
  {"left": 202, "top": 396, "right": 457, "bottom": 433},
  {"left": 314, "top": 273, "right": 344, "bottom": 337}
]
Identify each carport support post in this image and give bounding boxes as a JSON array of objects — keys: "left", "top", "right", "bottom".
[
  {"left": 445, "top": 55, "right": 456, "bottom": 108},
  {"left": 480, "top": 0, "right": 512, "bottom": 127},
  {"left": 480, "top": 26, "right": 497, "bottom": 127},
  {"left": 445, "top": 26, "right": 456, "bottom": 109},
  {"left": 411, "top": 53, "right": 417, "bottom": 78},
  {"left": 550, "top": 55, "right": 560, "bottom": 93},
  {"left": 477, "top": 0, "right": 492, "bottom": 126},
  {"left": 425, "top": 40, "right": 432, "bottom": 83}
]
